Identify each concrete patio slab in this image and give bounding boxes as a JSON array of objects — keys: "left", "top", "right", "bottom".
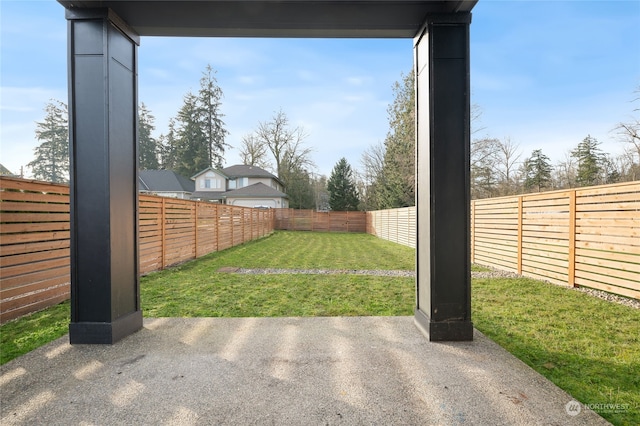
[{"left": 0, "top": 317, "right": 609, "bottom": 425}]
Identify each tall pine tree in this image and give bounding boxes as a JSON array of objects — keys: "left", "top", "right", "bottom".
[
  {"left": 138, "top": 102, "right": 159, "bottom": 169},
  {"left": 174, "top": 92, "right": 209, "bottom": 177},
  {"left": 28, "top": 100, "right": 69, "bottom": 183},
  {"left": 166, "top": 64, "right": 228, "bottom": 176},
  {"left": 159, "top": 118, "right": 178, "bottom": 170},
  {"left": 327, "top": 158, "right": 360, "bottom": 211},
  {"left": 375, "top": 72, "right": 415, "bottom": 208},
  {"left": 571, "top": 135, "right": 604, "bottom": 187},
  {"left": 198, "top": 64, "right": 228, "bottom": 169},
  {"left": 522, "top": 149, "right": 552, "bottom": 192}
]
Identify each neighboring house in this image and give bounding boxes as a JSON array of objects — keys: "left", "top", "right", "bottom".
[
  {"left": 138, "top": 170, "right": 195, "bottom": 199},
  {"left": 0, "top": 163, "right": 18, "bottom": 177},
  {"left": 191, "top": 164, "right": 289, "bottom": 208},
  {"left": 190, "top": 168, "right": 228, "bottom": 203}
]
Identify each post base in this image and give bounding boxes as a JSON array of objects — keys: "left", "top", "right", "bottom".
[
  {"left": 414, "top": 308, "right": 473, "bottom": 341},
  {"left": 69, "top": 310, "right": 143, "bottom": 344}
]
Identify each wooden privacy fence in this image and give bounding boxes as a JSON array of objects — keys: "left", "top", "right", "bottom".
[
  {"left": 0, "top": 177, "right": 274, "bottom": 323},
  {"left": 366, "top": 207, "right": 416, "bottom": 248},
  {"left": 363, "top": 182, "right": 639, "bottom": 300},
  {"left": 471, "top": 181, "right": 639, "bottom": 300},
  {"left": 139, "top": 196, "right": 273, "bottom": 275},
  {"left": 274, "top": 209, "right": 367, "bottom": 232},
  {"left": 0, "top": 178, "right": 71, "bottom": 323}
]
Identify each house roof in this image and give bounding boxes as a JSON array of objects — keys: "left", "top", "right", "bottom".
[
  {"left": 222, "top": 164, "right": 280, "bottom": 181},
  {"left": 139, "top": 170, "right": 195, "bottom": 193},
  {"left": 0, "top": 163, "right": 16, "bottom": 176},
  {"left": 190, "top": 167, "right": 228, "bottom": 180},
  {"left": 190, "top": 191, "right": 226, "bottom": 201},
  {"left": 192, "top": 164, "right": 284, "bottom": 188},
  {"left": 224, "top": 183, "right": 288, "bottom": 199}
]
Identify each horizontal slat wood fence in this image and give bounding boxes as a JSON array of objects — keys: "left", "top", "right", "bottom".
[
  {"left": 274, "top": 209, "right": 367, "bottom": 233},
  {"left": 366, "top": 207, "right": 416, "bottom": 248},
  {"left": 0, "top": 177, "right": 274, "bottom": 323},
  {"left": 364, "top": 182, "right": 639, "bottom": 300},
  {"left": 3, "top": 176, "right": 637, "bottom": 322},
  {"left": 472, "top": 181, "right": 639, "bottom": 299},
  {"left": 0, "top": 178, "right": 71, "bottom": 324},
  {"left": 138, "top": 196, "right": 273, "bottom": 275}
]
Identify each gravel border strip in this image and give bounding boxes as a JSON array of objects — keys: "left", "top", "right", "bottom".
[
  {"left": 232, "top": 268, "right": 521, "bottom": 279},
  {"left": 225, "top": 267, "right": 639, "bottom": 309},
  {"left": 235, "top": 268, "right": 415, "bottom": 277}
]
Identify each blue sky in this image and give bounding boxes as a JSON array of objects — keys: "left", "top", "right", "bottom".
[{"left": 1, "top": 0, "right": 639, "bottom": 178}]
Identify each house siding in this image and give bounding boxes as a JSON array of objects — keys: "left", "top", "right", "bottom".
[{"left": 194, "top": 170, "right": 226, "bottom": 193}]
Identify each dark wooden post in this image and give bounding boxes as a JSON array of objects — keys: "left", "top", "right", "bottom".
[
  {"left": 414, "top": 14, "right": 474, "bottom": 341},
  {"left": 67, "top": 8, "right": 142, "bottom": 344}
]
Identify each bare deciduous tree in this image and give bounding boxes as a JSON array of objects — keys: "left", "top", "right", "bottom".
[
  {"left": 494, "top": 137, "right": 522, "bottom": 195},
  {"left": 471, "top": 103, "right": 486, "bottom": 136},
  {"left": 470, "top": 137, "right": 500, "bottom": 199},
  {"left": 613, "top": 86, "right": 640, "bottom": 177},
  {"left": 615, "top": 148, "right": 640, "bottom": 182},
  {"left": 553, "top": 151, "right": 577, "bottom": 189},
  {"left": 254, "top": 109, "right": 314, "bottom": 178},
  {"left": 242, "top": 109, "right": 315, "bottom": 208},
  {"left": 359, "top": 141, "right": 386, "bottom": 210},
  {"left": 239, "top": 133, "right": 271, "bottom": 170}
]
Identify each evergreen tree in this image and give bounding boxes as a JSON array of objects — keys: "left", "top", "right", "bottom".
[
  {"left": 162, "top": 64, "right": 228, "bottom": 175},
  {"left": 571, "top": 135, "right": 603, "bottom": 187},
  {"left": 198, "top": 64, "right": 228, "bottom": 169},
  {"left": 27, "top": 100, "right": 69, "bottom": 183},
  {"left": 138, "top": 102, "right": 159, "bottom": 169},
  {"left": 374, "top": 72, "right": 415, "bottom": 208},
  {"left": 159, "top": 118, "right": 178, "bottom": 170},
  {"left": 522, "top": 149, "right": 552, "bottom": 192},
  {"left": 280, "top": 161, "right": 315, "bottom": 209},
  {"left": 327, "top": 158, "right": 360, "bottom": 211},
  {"left": 174, "top": 92, "right": 209, "bottom": 177}
]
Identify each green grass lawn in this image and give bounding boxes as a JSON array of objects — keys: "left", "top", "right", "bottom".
[
  {"left": 473, "top": 277, "right": 640, "bottom": 426},
  {"left": 1, "top": 231, "right": 638, "bottom": 424},
  {"left": 142, "top": 231, "right": 415, "bottom": 317},
  {"left": 1, "top": 231, "right": 415, "bottom": 364}
]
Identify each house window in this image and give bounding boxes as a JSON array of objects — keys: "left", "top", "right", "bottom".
[
  {"left": 238, "top": 177, "right": 248, "bottom": 188},
  {"left": 200, "top": 178, "right": 220, "bottom": 189},
  {"left": 228, "top": 179, "right": 236, "bottom": 189}
]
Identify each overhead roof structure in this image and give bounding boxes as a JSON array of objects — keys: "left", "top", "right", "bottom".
[{"left": 58, "top": 0, "right": 477, "bottom": 38}]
